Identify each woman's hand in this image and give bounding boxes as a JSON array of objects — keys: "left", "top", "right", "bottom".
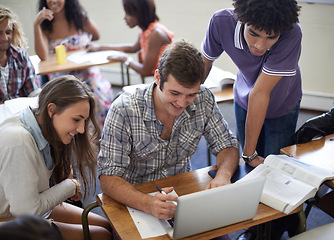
[
  {"left": 107, "top": 52, "right": 128, "bottom": 63},
  {"left": 86, "top": 43, "right": 101, "bottom": 52},
  {"left": 70, "top": 179, "right": 82, "bottom": 201},
  {"left": 34, "top": 7, "right": 54, "bottom": 26}
]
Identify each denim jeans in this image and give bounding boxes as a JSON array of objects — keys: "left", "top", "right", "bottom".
[{"left": 234, "top": 101, "right": 300, "bottom": 157}]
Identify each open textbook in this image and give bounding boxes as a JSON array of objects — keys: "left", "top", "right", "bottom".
[
  {"left": 240, "top": 154, "right": 334, "bottom": 214},
  {"left": 203, "top": 66, "right": 236, "bottom": 93}
]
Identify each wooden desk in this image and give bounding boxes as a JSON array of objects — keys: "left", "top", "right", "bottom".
[
  {"left": 96, "top": 166, "right": 304, "bottom": 240},
  {"left": 30, "top": 50, "right": 122, "bottom": 76},
  {"left": 214, "top": 87, "right": 234, "bottom": 104},
  {"left": 0, "top": 217, "right": 13, "bottom": 222},
  {"left": 280, "top": 134, "right": 334, "bottom": 188}
]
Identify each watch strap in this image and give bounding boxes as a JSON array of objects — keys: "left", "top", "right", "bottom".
[{"left": 242, "top": 150, "right": 258, "bottom": 163}]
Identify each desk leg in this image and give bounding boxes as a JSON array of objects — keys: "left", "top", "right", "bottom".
[
  {"left": 297, "top": 210, "right": 306, "bottom": 233},
  {"left": 257, "top": 224, "right": 263, "bottom": 240},
  {"left": 264, "top": 221, "right": 271, "bottom": 240},
  {"left": 207, "top": 148, "right": 211, "bottom": 166},
  {"left": 120, "top": 62, "right": 125, "bottom": 86},
  {"left": 126, "top": 67, "right": 130, "bottom": 86}
]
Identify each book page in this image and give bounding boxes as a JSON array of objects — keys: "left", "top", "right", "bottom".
[
  {"left": 203, "top": 66, "right": 236, "bottom": 93},
  {"left": 265, "top": 155, "right": 334, "bottom": 189},
  {"left": 260, "top": 166, "right": 317, "bottom": 213},
  {"left": 241, "top": 164, "right": 317, "bottom": 213}
]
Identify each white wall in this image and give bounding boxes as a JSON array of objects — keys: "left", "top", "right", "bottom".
[{"left": 3, "top": 0, "right": 334, "bottom": 110}]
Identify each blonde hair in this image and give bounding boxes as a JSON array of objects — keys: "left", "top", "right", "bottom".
[{"left": 0, "top": 6, "right": 27, "bottom": 49}]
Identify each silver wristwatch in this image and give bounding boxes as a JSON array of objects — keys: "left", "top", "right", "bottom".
[{"left": 242, "top": 151, "right": 258, "bottom": 163}]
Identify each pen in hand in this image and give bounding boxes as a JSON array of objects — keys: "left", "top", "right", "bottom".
[{"left": 156, "top": 186, "right": 178, "bottom": 206}]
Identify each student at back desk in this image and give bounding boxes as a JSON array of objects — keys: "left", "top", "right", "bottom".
[
  {"left": 0, "top": 6, "right": 40, "bottom": 105},
  {"left": 87, "top": 0, "right": 174, "bottom": 80},
  {"left": 34, "top": 0, "right": 113, "bottom": 129}
]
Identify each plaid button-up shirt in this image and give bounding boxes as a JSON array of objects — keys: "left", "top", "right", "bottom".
[
  {"left": 98, "top": 83, "right": 238, "bottom": 185},
  {"left": 0, "top": 45, "right": 40, "bottom": 104}
]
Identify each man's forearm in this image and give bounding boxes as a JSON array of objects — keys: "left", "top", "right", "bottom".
[
  {"left": 99, "top": 175, "right": 153, "bottom": 214},
  {"left": 243, "top": 92, "right": 269, "bottom": 156},
  {"left": 216, "top": 147, "right": 239, "bottom": 178}
]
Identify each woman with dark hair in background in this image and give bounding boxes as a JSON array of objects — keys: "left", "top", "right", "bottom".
[
  {"left": 87, "top": 0, "right": 174, "bottom": 79},
  {"left": 34, "top": 0, "right": 113, "bottom": 129}
]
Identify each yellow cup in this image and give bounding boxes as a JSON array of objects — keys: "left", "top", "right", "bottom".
[{"left": 55, "top": 45, "right": 66, "bottom": 64}]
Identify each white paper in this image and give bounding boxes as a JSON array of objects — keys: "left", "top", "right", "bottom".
[
  {"left": 0, "top": 97, "right": 38, "bottom": 124},
  {"left": 4, "top": 97, "right": 38, "bottom": 116},
  {"left": 67, "top": 50, "right": 121, "bottom": 64},
  {"left": 126, "top": 190, "right": 178, "bottom": 239}
]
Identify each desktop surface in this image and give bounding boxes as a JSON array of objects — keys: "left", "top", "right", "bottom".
[{"left": 96, "top": 166, "right": 304, "bottom": 240}]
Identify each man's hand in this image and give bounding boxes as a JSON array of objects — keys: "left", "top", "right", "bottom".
[
  {"left": 86, "top": 43, "right": 101, "bottom": 52},
  {"left": 149, "top": 187, "right": 178, "bottom": 219},
  {"left": 205, "top": 171, "right": 231, "bottom": 190},
  {"left": 244, "top": 155, "right": 264, "bottom": 167}
]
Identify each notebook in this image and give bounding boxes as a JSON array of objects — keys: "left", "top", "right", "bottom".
[{"left": 160, "top": 176, "right": 265, "bottom": 239}]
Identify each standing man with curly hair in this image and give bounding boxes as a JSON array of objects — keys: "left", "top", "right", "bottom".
[{"left": 201, "top": 0, "right": 302, "bottom": 239}]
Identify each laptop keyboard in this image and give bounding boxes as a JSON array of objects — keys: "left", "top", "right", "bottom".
[{"left": 167, "top": 218, "right": 175, "bottom": 227}]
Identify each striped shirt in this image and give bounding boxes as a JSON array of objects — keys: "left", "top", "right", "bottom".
[
  {"left": 0, "top": 45, "right": 40, "bottom": 104},
  {"left": 98, "top": 83, "right": 238, "bottom": 185}
]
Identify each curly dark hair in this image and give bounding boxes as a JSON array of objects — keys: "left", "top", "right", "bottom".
[
  {"left": 233, "top": 0, "right": 301, "bottom": 35},
  {"left": 38, "top": 0, "right": 88, "bottom": 33},
  {"left": 122, "top": 0, "right": 159, "bottom": 30}
]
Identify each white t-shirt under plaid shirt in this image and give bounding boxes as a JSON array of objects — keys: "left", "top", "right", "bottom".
[
  {"left": 98, "top": 83, "right": 239, "bottom": 185},
  {"left": 0, "top": 64, "right": 9, "bottom": 100}
]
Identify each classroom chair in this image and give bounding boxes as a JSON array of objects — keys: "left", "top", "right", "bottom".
[
  {"left": 304, "top": 189, "right": 334, "bottom": 219},
  {"left": 289, "top": 222, "right": 334, "bottom": 240},
  {"left": 81, "top": 201, "right": 100, "bottom": 240}
]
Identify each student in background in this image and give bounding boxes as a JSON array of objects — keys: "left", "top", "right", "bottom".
[
  {"left": 98, "top": 41, "right": 238, "bottom": 239},
  {"left": 201, "top": 0, "right": 302, "bottom": 239},
  {"left": 0, "top": 6, "right": 40, "bottom": 104},
  {"left": 0, "top": 75, "right": 111, "bottom": 239},
  {"left": 34, "top": 0, "right": 113, "bottom": 129},
  {"left": 87, "top": 0, "right": 174, "bottom": 79}
]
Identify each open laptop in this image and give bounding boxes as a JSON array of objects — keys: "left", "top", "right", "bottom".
[{"left": 160, "top": 176, "right": 265, "bottom": 239}]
